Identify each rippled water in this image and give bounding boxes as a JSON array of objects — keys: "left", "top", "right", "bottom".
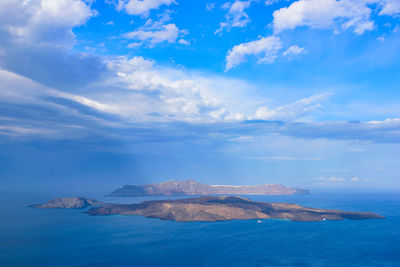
[{"left": 1, "top": 191, "right": 399, "bottom": 266}]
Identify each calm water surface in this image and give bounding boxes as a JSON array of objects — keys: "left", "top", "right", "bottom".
[{"left": 0, "top": 191, "right": 399, "bottom": 266}]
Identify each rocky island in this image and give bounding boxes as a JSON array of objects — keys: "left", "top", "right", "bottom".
[
  {"left": 86, "top": 196, "right": 384, "bottom": 222},
  {"left": 30, "top": 197, "right": 104, "bottom": 209},
  {"left": 107, "top": 179, "right": 311, "bottom": 197}
]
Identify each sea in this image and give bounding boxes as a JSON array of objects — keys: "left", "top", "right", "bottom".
[{"left": 0, "top": 191, "right": 399, "bottom": 267}]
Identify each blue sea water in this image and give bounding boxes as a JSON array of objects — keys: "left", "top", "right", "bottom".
[{"left": 0, "top": 191, "right": 399, "bottom": 266}]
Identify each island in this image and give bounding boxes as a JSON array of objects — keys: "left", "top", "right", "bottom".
[
  {"left": 107, "top": 179, "right": 311, "bottom": 197},
  {"left": 29, "top": 197, "right": 104, "bottom": 209},
  {"left": 86, "top": 196, "right": 384, "bottom": 222}
]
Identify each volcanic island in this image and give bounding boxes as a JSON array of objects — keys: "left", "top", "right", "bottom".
[{"left": 31, "top": 195, "right": 384, "bottom": 222}]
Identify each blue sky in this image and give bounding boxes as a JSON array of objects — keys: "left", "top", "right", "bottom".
[{"left": 1, "top": 0, "right": 400, "bottom": 192}]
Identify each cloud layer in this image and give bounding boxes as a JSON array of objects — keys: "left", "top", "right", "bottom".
[{"left": 2, "top": 66, "right": 400, "bottom": 146}]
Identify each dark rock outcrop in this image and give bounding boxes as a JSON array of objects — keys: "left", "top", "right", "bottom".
[
  {"left": 86, "top": 196, "right": 384, "bottom": 222},
  {"left": 107, "top": 179, "right": 311, "bottom": 197}
]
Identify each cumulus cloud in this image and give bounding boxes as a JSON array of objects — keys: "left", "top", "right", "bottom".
[
  {"left": 223, "top": 0, "right": 400, "bottom": 69},
  {"left": 215, "top": 0, "right": 253, "bottom": 34},
  {"left": 0, "top": 0, "right": 94, "bottom": 46},
  {"left": 117, "top": 0, "right": 176, "bottom": 17},
  {"left": 123, "top": 14, "right": 187, "bottom": 47},
  {"left": 102, "top": 56, "right": 253, "bottom": 122},
  {"left": 273, "top": 0, "right": 375, "bottom": 35},
  {"left": 225, "top": 36, "right": 282, "bottom": 70}
]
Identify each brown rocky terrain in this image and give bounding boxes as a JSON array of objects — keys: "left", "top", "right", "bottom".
[
  {"left": 86, "top": 196, "right": 384, "bottom": 222},
  {"left": 107, "top": 179, "right": 311, "bottom": 197}
]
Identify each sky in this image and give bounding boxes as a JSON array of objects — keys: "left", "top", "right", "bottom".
[{"left": 0, "top": 0, "right": 400, "bottom": 193}]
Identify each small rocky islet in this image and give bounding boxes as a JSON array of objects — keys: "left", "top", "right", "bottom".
[
  {"left": 30, "top": 196, "right": 384, "bottom": 222},
  {"left": 29, "top": 197, "right": 104, "bottom": 209}
]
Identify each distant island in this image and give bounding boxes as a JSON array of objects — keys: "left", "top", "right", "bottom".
[
  {"left": 86, "top": 196, "right": 384, "bottom": 222},
  {"left": 29, "top": 197, "right": 103, "bottom": 209},
  {"left": 107, "top": 179, "right": 311, "bottom": 197}
]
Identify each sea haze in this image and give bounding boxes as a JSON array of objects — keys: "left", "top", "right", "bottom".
[{"left": 1, "top": 191, "right": 399, "bottom": 267}]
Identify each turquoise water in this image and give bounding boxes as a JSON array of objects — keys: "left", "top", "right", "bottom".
[{"left": 1, "top": 192, "right": 399, "bottom": 266}]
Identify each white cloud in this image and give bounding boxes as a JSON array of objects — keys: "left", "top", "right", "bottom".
[
  {"left": 273, "top": 0, "right": 375, "bottom": 35},
  {"left": 349, "top": 148, "right": 364, "bottom": 152},
  {"left": 286, "top": 118, "right": 400, "bottom": 143},
  {"left": 225, "top": 36, "right": 282, "bottom": 70},
  {"left": 127, "top": 42, "right": 141, "bottom": 48},
  {"left": 282, "top": 45, "right": 305, "bottom": 58},
  {"left": 250, "top": 92, "right": 333, "bottom": 121},
  {"left": 124, "top": 23, "right": 180, "bottom": 46},
  {"left": 117, "top": 0, "right": 176, "bottom": 17},
  {"left": 367, "top": 118, "right": 400, "bottom": 126},
  {"left": 316, "top": 176, "right": 345, "bottom": 182},
  {"left": 251, "top": 156, "right": 322, "bottom": 161},
  {"left": 123, "top": 15, "right": 186, "bottom": 47},
  {"left": 215, "top": 0, "right": 252, "bottom": 34},
  {"left": 0, "top": 0, "right": 94, "bottom": 46},
  {"left": 178, "top": 39, "right": 190, "bottom": 45},
  {"left": 379, "top": 0, "right": 400, "bottom": 16},
  {"left": 265, "top": 0, "right": 291, "bottom": 5},
  {"left": 265, "top": 0, "right": 279, "bottom": 5},
  {"left": 315, "top": 176, "right": 370, "bottom": 185},
  {"left": 0, "top": 69, "right": 121, "bottom": 138},
  {"left": 206, "top": 2, "right": 216, "bottom": 11},
  {"left": 97, "top": 56, "right": 258, "bottom": 122},
  {"left": 2, "top": 67, "right": 400, "bottom": 143}
]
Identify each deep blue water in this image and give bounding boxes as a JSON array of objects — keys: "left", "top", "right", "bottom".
[{"left": 1, "top": 192, "right": 399, "bottom": 266}]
